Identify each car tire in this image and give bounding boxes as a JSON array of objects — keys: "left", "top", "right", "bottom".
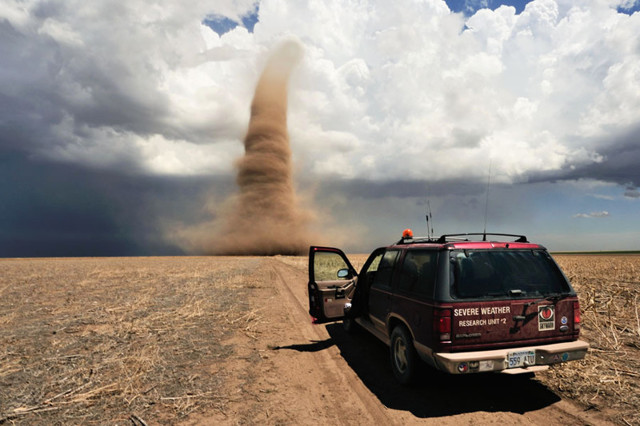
[{"left": 390, "top": 326, "right": 418, "bottom": 385}]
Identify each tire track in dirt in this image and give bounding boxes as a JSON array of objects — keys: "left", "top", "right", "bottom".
[{"left": 267, "top": 258, "right": 395, "bottom": 425}]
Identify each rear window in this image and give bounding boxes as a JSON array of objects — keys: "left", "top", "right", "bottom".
[{"left": 450, "top": 249, "right": 570, "bottom": 299}]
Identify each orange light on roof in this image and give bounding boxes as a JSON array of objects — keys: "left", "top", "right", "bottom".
[{"left": 402, "top": 228, "right": 413, "bottom": 239}]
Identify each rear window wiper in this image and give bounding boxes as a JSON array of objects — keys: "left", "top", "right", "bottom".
[{"left": 525, "top": 293, "right": 571, "bottom": 306}]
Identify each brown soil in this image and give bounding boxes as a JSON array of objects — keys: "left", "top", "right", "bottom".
[{"left": 0, "top": 255, "right": 635, "bottom": 425}]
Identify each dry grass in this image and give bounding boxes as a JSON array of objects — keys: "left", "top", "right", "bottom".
[
  {"left": 0, "top": 257, "right": 267, "bottom": 425},
  {"left": 539, "top": 255, "right": 640, "bottom": 426}
]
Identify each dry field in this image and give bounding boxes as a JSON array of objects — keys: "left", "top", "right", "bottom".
[
  {"left": 543, "top": 255, "right": 640, "bottom": 425},
  {"left": 0, "top": 254, "right": 638, "bottom": 425},
  {"left": 0, "top": 257, "right": 269, "bottom": 424}
]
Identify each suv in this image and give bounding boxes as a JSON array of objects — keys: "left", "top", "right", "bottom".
[{"left": 307, "top": 231, "right": 589, "bottom": 384}]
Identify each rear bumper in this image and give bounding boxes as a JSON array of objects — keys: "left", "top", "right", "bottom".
[{"left": 433, "top": 340, "right": 589, "bottom": 374}]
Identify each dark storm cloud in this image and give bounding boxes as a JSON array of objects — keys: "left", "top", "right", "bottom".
[
  {"left": 528, "top": 124, "right": 640, "bottom": 190},
  {"left": 0, "top": 22, "right": 62, "bottom": 146},
  {"left": 310, "top": 178, "right": 521, "bottom": 238},
  {"left": 577, "top": 137, "right": 640, "bottom": 189},
  {"left": 0, "top": 18, "right": 161, "bottom": 159},
  {"left": 0, "top": 152, "right": 232, "bottom": 257},
  {"left": 320, "top": 178, "right": 484, "bottom": 200},
  {"left": 0, "top": 7, "right": 229, "bottom": 168},
  {"left": 624, "top": 187, "right": 640, "bottom": 199},
  {"left": 0, "top": 7, "right": 247, "bottom": 258}
]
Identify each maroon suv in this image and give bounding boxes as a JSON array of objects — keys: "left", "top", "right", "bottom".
[{"left": 308, "top": 232, "right": 589, "bottom": 384}]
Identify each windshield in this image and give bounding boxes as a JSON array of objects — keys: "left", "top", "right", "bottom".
[{"left": 450, "top": 249, "right": 571, "bottom": 299}]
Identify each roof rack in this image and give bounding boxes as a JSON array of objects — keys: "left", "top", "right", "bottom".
[
  {"left": 396, "top": 232, "right": 529, "bottom": 244},
  {"left": 436, "top": 233, "right": 528, "bottom": 243},
  {"left": 395, "top": 232, "right": 528, "bottom": 245}
]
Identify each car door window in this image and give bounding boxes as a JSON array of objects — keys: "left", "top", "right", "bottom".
[
  {"left": 397, "top": 250, "right": 438, "bottom": 298},
  {"left": 313, "top": 251, "right": 353, "bottom": 282},
  {"left": 370, "top": 250, "right": 399, "bottom": 291}
]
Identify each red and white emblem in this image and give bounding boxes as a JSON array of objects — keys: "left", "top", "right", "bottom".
[
  {"left": 538, "top": 305, "right": 555, "bottom": 331},
  {"left": 539, "top": 306, "right": 554, "bottom": 321}
]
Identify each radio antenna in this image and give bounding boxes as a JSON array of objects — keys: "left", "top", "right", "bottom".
[
  {"left": 425, "top": 185, "right": 434, "bottom": 240},
  {"left": 482, "top": 160, "right": 492, "bottom": 241}
]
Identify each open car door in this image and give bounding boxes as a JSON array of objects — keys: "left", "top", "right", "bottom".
[{"left": 308, "top": 246, "right": 358, "bottom": 324}]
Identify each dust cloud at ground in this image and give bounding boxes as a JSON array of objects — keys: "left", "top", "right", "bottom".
[{"left": 192, "top": 41, "right": 321, "bottom": 255}]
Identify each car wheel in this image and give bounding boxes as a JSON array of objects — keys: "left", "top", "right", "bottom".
[{"left": 390, "top": 326, "right": 418, "bottom": 385}]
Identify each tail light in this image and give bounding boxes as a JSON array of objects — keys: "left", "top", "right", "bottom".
[
  {"left": 434, "top": 308, "right": 452, "bottom": 341},
  {"left": 573, "top": 301, "right": 581, "bottom": 331}
]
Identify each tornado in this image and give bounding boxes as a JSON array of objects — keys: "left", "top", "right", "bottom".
[{"left": 211, "top": 41, "right": 315, "bottom": 255}]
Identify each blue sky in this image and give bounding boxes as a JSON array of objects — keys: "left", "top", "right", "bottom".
[
  {"left": 204, "top": 0, "right": 640, "bottom": 37},
  {"left": 446, "top": 0, "right": 640, "bottom": 15},
  {"left": 443, "top": 0, "right": 531, "bottom": 14},
  {"left": 1, "top": 0, "right": 639, "bottom": 256},
  {"left": 204, "top": 1, "right": 540, "bottom": 37}
]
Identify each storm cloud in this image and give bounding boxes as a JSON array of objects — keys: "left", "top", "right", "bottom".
[{"left": 0, "top": 151, "right": 233, "bottom": 257}]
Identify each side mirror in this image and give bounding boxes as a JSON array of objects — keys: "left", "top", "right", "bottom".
[{"left": 337, "top": 268, "right": 350, "bottom": 279}]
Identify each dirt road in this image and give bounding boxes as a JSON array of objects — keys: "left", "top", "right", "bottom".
[{"left": 192, "top": 257, "right": 611, "bottom": 425}]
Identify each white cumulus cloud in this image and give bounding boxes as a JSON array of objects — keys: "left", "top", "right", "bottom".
[
  {"left": 1, "top": 0, "right": 639, "bottom": 187},
  {"left": 573, "top": 210, "right": 610, "bottom": 218}
]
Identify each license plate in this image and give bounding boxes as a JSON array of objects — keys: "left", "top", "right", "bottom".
[{"left": 507, "top": 350, "right": 535, "bottom": 368}]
